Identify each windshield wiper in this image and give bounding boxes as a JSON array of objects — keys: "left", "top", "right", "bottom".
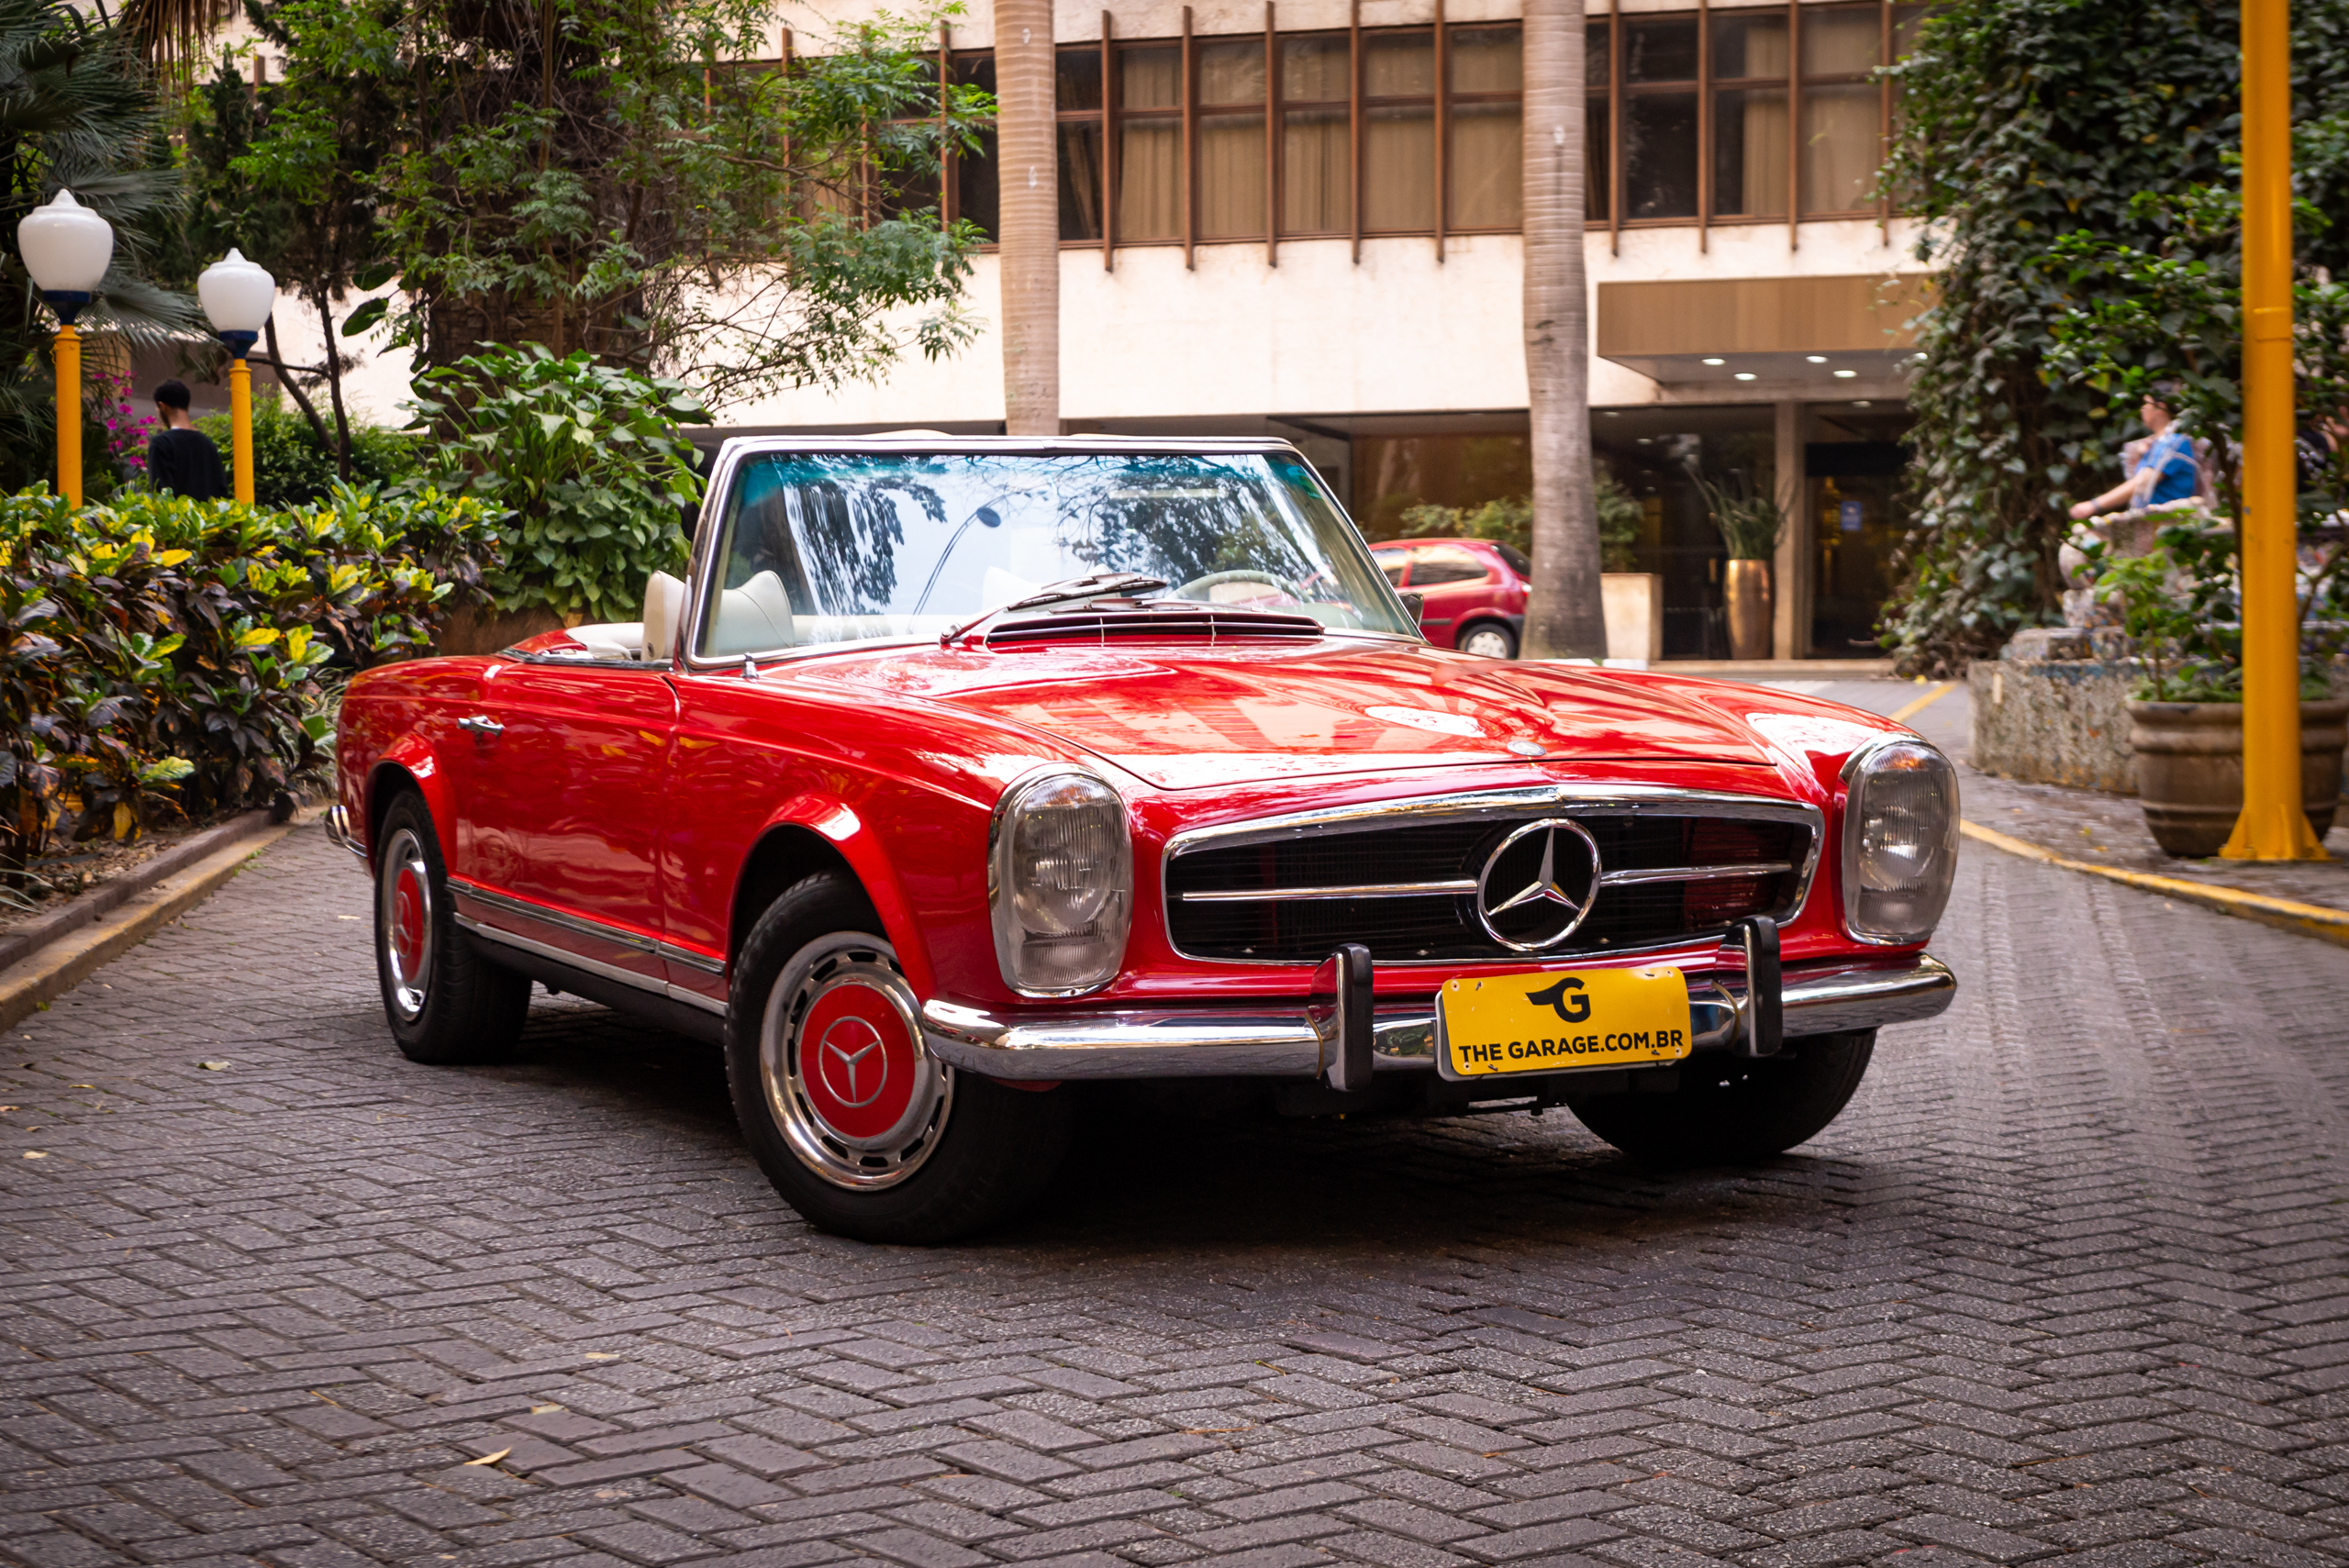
[{"left": 938, "top": 573, "right": 1170, "bottom": 648}]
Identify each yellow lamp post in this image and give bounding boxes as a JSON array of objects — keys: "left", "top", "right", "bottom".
[
  {"left": 15, "top": 191, "right": 116, "bottom": 508},
  {"left": 196, "top": 250, "right": 278, "bottom": 506},
  {"left": 2221, "top": 0, "right": 2325, "bottom": 860}
]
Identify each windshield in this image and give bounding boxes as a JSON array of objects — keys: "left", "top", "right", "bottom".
[{"left": 695, "top": 450, "right": 1417, "bottom": 657}]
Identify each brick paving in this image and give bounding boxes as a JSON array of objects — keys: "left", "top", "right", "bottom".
[{"left": 6, "top": 826, "right": 2349, "bottom": 1568}]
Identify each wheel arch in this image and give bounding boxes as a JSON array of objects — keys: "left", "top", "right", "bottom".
[
  {"left": 363, "top": 740, "right": 456, "bottom": 866},
  {"left": 729, "top": 809, "right": 935, "bottom": 997}
]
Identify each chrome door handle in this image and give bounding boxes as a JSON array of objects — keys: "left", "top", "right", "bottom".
[{"left": 456, "top": 715, "right": 505, "bottom": 736}]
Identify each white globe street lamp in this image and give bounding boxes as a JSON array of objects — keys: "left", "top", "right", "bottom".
[
  {"left": 17, "top": 191, "right": 115, "bottom": 507},
  {"left": 198, "top": 250, "right": 278, "bottom": 506}
]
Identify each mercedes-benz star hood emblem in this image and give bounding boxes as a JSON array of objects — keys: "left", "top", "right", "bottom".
[{"left": 1475, "top": 817, "right": 1603, "bottom": 951}]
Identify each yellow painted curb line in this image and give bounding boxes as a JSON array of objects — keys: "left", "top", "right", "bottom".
[
  {"left": 0, "top": 814, "right": 311, "bottom": 1033},
  {"left": 1888, "top": 681, "right": 1956, "bottom": 726},
  {"left": 1960, "top": 818, "right": 2349, "bottom": 949}
]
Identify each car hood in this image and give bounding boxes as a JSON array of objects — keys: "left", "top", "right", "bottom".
[{"left": 800, "top": 639, "right": 1775, "bottom": 790}]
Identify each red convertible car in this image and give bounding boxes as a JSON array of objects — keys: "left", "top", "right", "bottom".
[{"left": 328, "top": 437, "right": 1956, "bottom": 1241}]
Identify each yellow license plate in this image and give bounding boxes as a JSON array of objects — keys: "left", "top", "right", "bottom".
[{"left": 1437, "top": 966, "right": 1693, "bottom": 1079}]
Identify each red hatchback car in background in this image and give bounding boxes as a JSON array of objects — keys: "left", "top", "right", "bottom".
[{"left": 1370, "top": 538, "right": 1529, "bottom": 659}]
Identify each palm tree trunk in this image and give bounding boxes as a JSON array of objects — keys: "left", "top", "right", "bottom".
[
  {"left": 1519, "top": 0, "right": 1605, "bottom": 660},
  {"left": 996, "top": 0, "right": 1059, "bottom": 437}
]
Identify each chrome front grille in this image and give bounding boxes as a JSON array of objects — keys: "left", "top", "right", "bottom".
[{"left": 1161, "top": 786, "right": 1821, "bottom": 964}]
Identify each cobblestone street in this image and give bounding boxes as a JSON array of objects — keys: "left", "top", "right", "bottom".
[{"left": 5, "top": 824, "right": 2349, "bottom": 1568}]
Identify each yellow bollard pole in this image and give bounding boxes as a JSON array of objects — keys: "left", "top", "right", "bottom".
[
  {"left": 2221, "top": 0, "right": 2324, "bottom": 860},
  {"left": 53, "top": 322, "right": 79, "bottom": 507},
  {"left": 228, "top": 353, "right": 254, "bottom": 506}
]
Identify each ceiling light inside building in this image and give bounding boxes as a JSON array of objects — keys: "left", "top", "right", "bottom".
[
  {"left": 1853, "top": 400, "right": 1873, "bottom": 408},
  {"left": 1914, "top": 352, "right": 1927, "bottom": 361},
  {"left": 1701, "top": 357, "right": 1725, "bottom": 366},
  {"left": 1833, "top": 370, "right": 1857, "bottom": 379},
  {"left": 1806, "top": 355, "right": 1828, "bottom": 364},
  {"left": 1733, "top": 372, "right": 1757, "bottom": 382}
]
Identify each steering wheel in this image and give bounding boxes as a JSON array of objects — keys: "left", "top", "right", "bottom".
[{"left": 1174, "top": 568, "right": 1310, "bottom": 603}]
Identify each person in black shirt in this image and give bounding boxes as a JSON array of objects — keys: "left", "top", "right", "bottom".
[{"left": 145, "top": 380, "right": 230, "bottom": 501}]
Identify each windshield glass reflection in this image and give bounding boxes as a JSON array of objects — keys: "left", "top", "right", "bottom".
[{"left": 696, "top": 452, "right": 1416, "bottom": 655}]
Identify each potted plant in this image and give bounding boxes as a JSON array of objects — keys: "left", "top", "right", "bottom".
[
  {"left": 1597, "top": 472, "right": 1661, "bottom": 662},
  {"left": 1695, "top": 472, "right": 1786, "bottom": 661},
  {"left": 2097, "top": 523, "right": 2347, "bottom": 857}
]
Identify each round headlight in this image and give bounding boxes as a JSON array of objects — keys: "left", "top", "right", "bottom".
[
  {"left": 1841, "top": 738, "right": 1959, "bottom": 944},
  {"left": 990, "top": 770, "right": 1133, "bottom": 994}
]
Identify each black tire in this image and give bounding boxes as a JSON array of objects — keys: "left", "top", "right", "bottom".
[
  {"left": 1458, "top": 621, "right": 1520, "bottom": 660},
  {"left": 1568, "top": 1030, "right": 1875, "bottom": 1166},
  {"left": 724, "top": 871, "right": 1074, "bottom": 1243},
  {"left": 373, "top": 791, "right": 531, "bottom": 1065}
]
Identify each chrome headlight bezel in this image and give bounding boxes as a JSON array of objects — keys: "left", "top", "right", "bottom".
[
  {"left": 988, "top": 767, "right": 1134, "bottom": 997},
  {"left": 1840, "top": 734, "right": 1960, "bottom": 946}
]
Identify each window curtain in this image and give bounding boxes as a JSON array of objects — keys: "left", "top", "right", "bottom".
[
  {"left": 1118, "top": 46, "right": 1182, "bottom": 239},
  {"left": 1448, "top": 103, "right": 1520, "bottom": 228},
  {"left": 1281, "top": 107, "right": 1348, "bottom": 232},
  {"left": 1800, "top": 85, "right": 1876, "bottom": 213}
]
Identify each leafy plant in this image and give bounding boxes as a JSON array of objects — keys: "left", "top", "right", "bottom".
[
  {"left": 405, "top": 343, "right": 707, "bottom": 624},
  {"left": 1595, "top": 473, "right": 1644, "bottom": 573},
  {"left": 0, "top": 483, "right": 496, "bottom": 865},
  {"left": 1693, "top": 470, "right": 1784, "bottom": 562},
  {"left": 195, "top": 402, "right": 414, "bottom": 507}
]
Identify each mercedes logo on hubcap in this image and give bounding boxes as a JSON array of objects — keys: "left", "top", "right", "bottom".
[
  {"left": 1475, "top": 818, "right": 1603, "bottom": 951},
  {"left": 816, "top": 1018, "right": 889, "bottom": 1108}
]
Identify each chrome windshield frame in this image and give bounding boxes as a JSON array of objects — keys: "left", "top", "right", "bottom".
[{"left": 677, "top": 435, "right": 1420, "bottom": 673}]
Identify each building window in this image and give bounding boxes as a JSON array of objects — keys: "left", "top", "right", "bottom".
[{"left": 942, "top": 1, "right": 1922, "bottom": 251}]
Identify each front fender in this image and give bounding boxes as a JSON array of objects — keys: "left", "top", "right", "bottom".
[
  {"left": 359, "top": 733, "right": 458, "bottom": 864},
  {"left": 744, "top": 794, "right": 945, "bottom": 1001}
]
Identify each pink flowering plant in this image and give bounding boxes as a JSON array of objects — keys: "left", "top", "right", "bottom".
[{"left": 89, "top": 370, "right": 156, "bottom": 485}]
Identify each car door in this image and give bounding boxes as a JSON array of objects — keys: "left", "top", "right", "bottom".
[
  {"left": 451, "top": 653, "right": 679, "bottom": 990},
  {"left": 1406, "top": 545, "right": 1495, "bottom": 648}
]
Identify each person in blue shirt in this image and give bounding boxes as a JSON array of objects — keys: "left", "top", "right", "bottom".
[{"left": 2070, "top": 391, "right": 2201, "bottom": 522}]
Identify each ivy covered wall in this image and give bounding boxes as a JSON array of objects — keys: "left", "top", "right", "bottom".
[{"left": 1883, "top": 0, "right": 2349, "bottom": 673}]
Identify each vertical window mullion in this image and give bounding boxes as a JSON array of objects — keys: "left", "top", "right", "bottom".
[
  {"left": 1608, "top": 0, "right": 1620, "bottom": 254},
  {"left": 1697, "top": 0, "right": 1709, "bottom": 247},
  {"left": 939, "top": 25, "right": 952, "bottom": 233},
  {"left": 1104, "top": 11, "right": 1117, "bottom": 268},
  {"left": 1787, "top": 0, "right": 1799, "bottom": 250},
  {"left": 1433, "top": 0, "right": 1447, "bottom": 259},
  {"left": 1266, "top": 1, "right": 1279, "bottom": 265},
  {"left": 1183, "top": 5, "right": 1196, "bottom": 269},
  {"left": 1877, "top": 0, "right": 1892, "bottom": 244},
  {"left": 1350, "top": 0, "right": 1363, "bottom": 262}
]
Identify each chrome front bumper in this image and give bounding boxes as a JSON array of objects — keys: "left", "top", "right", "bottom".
[
  {"left": 921, "top": 954, "right": 1954, "bottom": 1081},
  {"left": 323, "top": 803, "right": 367, "bottom": 863}
]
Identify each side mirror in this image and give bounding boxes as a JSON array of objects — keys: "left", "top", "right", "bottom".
[{"left": 1400, "top": 591, "right": 1425, "bottom": 625}]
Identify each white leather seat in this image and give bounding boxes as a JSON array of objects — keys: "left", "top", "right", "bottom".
[
  {"left": 568, "top": 621, "right": 645, "bottom": 659},
  {"left": 707, "top": 570, "right": 796, "bottom": 656},
  {"left": 642, "top": 571, "right": 686, "bottom": 662}
]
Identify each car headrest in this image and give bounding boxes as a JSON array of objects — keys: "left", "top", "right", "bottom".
[{"left": 643, "top": 571, "right": 686, "bottom": 662}]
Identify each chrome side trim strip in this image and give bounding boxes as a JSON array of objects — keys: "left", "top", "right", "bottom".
[
  {"left": 457, "top": 917, "right": 729, "bottom": 1016},
  {"left": 920, "top": 954, "right": 1954, "bottom": 1080},
  {"left": 450, "top": 877, "right": 727, "bottom": 974},
  {"left": 1182, "top": 879, "right": 1478, "bottom": 904}
]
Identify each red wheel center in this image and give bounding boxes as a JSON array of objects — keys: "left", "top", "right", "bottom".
[
  {"left": 392, "top": 870, "right": 426, "bottom": 971},
  {"left": 799, "top": 982, "right": 918, "bottom": 1141}
]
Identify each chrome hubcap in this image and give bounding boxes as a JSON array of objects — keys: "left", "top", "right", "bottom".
[
  {"left": 378, "top": 827, "right": 433, "bottom": 1021},
  {"left": 761, "top": 933, "right": 951, "bottom": 1190}
]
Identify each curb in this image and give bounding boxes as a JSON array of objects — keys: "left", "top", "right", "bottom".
[
  {"left": 1960, "top": 819, "right": 2349, "bottom": 949},
  {"left": 0, "top": 808, "right": 278, "bottom": 974},
  {"left": 0, "top": 810, "right": 317, "bottom": 1033}
]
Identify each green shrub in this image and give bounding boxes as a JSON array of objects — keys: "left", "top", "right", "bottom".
[
  {"left": 1397, "top": 473, "right": 1645, "bottom": 572},
  {"left": 405, "top": 344, "right": 709, "bottom": 624},
  {"left": 0, "top": 484, "right": 496, "bottom": 864},
  {"left": 193, "top": 404, "right": 418, "bottom": 507}
]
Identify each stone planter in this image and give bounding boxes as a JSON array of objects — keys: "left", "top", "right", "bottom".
[
  {"left": 1723, "top": 559, "right": 1771, "bottom": 661},
  {"left": 1601, "top": 573, "right": 1663, "bottom": 663},
  {"left": 2125, "top": 698, "right": 2349, "bottom": 857}
]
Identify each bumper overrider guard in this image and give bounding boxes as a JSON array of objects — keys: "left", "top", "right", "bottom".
[{"left": 921, "top": 917, "right": 1955, "bottom": 1085}]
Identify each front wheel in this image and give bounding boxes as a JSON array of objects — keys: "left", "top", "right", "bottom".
[
  {"left": 1569, "top": 1030, "right": 1875, "bottom": 1166},
  {"left": 725, "top": 871, "right": 1074, "bottom": 1243},
  {"left": 1459, "top": 622, "right": 1519, "bottom": 660},
  {"left": 373, "top": 791, "right": 530, "bottom": 1064}
]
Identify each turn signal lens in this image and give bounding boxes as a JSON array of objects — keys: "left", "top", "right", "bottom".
[
  {"left": 991, "top": 771, "right": 1132, "bottom": 994},
  {"left": 1841, "top": 740, "right": 1959, "bottom": 944}
]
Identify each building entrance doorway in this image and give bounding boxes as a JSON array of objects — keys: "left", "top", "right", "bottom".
[{"left": 1804, "top": 404, "right": 1914, "bottom": 657}]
